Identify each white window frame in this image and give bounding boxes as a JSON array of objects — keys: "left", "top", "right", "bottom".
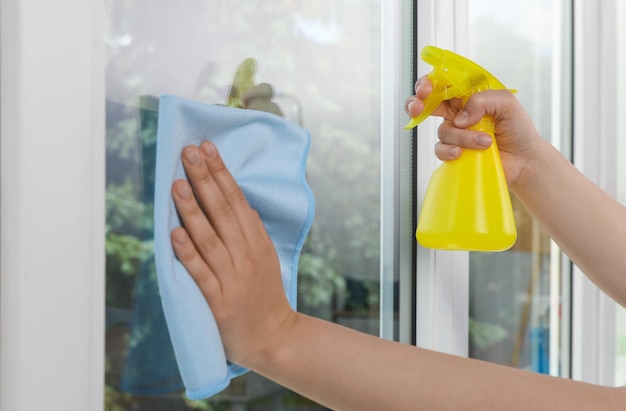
[
  {"left": 0, "top": 0, "right": 105, "bottom": 409},
  {"left": 571, "top": 0, "right": 618, "bottom": 386},
  {"left": 413, "top": 0, "right": 470, "bottom": 356},
  {"left": 380, "top": 0, "right": 417, "bottom": 344}
]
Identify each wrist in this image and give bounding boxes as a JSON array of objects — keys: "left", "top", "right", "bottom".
[
  {"left": 244, "top": 309, "right": 302, "bottom": 372},
  {"left": 508, "top": 133, "right": 554, "bottom": 195}
]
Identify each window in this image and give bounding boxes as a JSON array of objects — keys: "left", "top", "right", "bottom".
[
  {"left": 465, "top": 0, "right": 572, "bottom": 376},
  {"left": 3, "top": 1, "right": 622, "bottom": 410},
  {"left": 104, "top": 1, "right": 413, "bottom": 409}
]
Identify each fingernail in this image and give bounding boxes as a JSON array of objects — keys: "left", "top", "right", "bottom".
[
  {"left": 407, "top": 100, "right": 415, "bottom": 114},
  {"left": 175, "top": 181, "right": 191, "bottom": 199},
  {"left": 415, "top": 80, "right": 422, "bottom": 93},
  {"left": 448, "top": 147, "right": 461, "bottom": 158},
  {"left": 201, "top": 141, "right": 216, "bottom": 158},
  {"left": 184, "top": 147, "right": 202, "bottom": 165},
  {"left": 456, "top": 110, "right": 470, "bottom": 126},
  {"left": 476, "top": 134, "right": 492, "bottom": 147}
]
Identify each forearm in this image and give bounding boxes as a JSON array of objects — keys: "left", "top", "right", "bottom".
[
  {"left": 173, "top": 140, "right": 625, "bottom": 409},
  {"left": 249, "top": 313, "right": 622, "bottom": 411},
  {"left": 511, "top": 138, "right": 626, "bottom": 306}
]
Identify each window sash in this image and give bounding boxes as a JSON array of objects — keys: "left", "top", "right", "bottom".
[
  {"left": 0, "top": 0, "right": 106, "bottom": 409},
  {"left": 571, "top": 0, "right": 618, "bottom": 386}
]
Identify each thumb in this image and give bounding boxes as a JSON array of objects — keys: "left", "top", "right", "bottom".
[
  {"left": 453, "top": 96, "right": 489, "bottom": 129},
  {"left": 453, "top": 109, "right": 473, "bottom": 128},
  {"left": 453, "top": 90, "right": 516, "bottom": 128}
]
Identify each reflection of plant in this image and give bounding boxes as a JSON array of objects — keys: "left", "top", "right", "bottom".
[
  {"left": 298, "top": 252, "right": 345, "bottom": 309},
  {"left": 364, "top": 281, "right": 380, "bottom": 308},
  {"left": 104, "top": 384, "right": 138, "bottom": 411},
  {"left": 182, "top": 399, "right": 217, "bottom": 411},
  {"left": 469, "top": 318, "right": 509, "bottom": 350},
  {"left": 105, "top": 232, "right": 152, "bottom": 307},
  {"left": 306, "top": 126, "right": 381, "bottom": 284},
  {"left": 106, "top": 177, "right": 153, "bottom": 306},
  {"left": 105, "top": 99, "right": 165, "bottom": 409}
]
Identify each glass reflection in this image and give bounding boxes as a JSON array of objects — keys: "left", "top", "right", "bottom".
[
  {"left": 105, "top": 1, "right": 383, "bottom": 409},
  {"left": 467, "top": 0, "right": 569, "bottom": 374}
]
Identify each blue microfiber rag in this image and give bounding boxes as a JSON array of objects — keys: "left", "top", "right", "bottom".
[{"left": 153, "top": 94, "right": 315, "bottom": 400}]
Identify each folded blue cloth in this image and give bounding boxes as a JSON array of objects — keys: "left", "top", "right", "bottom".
[{"left": 153, "top": 95, "right": 315, "bottom": 400}]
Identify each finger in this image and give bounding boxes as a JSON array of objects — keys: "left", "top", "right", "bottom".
[
  {"left": 404, "top": 96, "right": 424, "bottom": 118},
  {"left": 406, "top": 76, "right": 469, "bottom": 122},
  {"left": 171, "top": 227, "right": 223, "bottom": 302},
  {"left": 172, "top": 178, "right": 235, "bottom": 276},
  {"left": 434, "top": 142, "right": 462, "bottom": 161},
  {"left": 249, "top": 208, "right": 276, "bottom": 251},
  {"left": 414, "top": 75, "right": 432, "bottom": 98},
  {"left": 438, "top": 120, "right": 493, "bottom": 149},
  {"left": 198, "top": 141, "right": 262, "bottom": 244},
  {"left": 181, "top": 145, "right": 248, "bottom": 253},
  {"left": 405, "top": 95, "right": 463, "bottom": 122},
  {"left": 453, "top": 89, "right": 517, "bottom": 128},
  {"left": 404, "top": 76, "right": 433, "bottom": 117}
]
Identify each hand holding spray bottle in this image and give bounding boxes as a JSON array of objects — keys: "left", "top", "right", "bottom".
[{"left": 406, "top": 46, "right": 517, "bottom": 251}]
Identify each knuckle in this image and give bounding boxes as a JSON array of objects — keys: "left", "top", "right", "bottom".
[
  {"left": 225, "top": 185, "right": 248, "bottom": 204},
  {"left": 213, "top": 304, "right": 235, "bottom": 324},
  {"left": 172, "top": 235, "right": 195, "bottom": 262},
  {"left": 194, "top": 169, "right": 213, "bottom": 186},
  {"left": 212, "top": 197, "right": 234, "bottom": 219},
  {"left": 210, "top": 155, "right": 229, "bottom": 174},
  {"left": 194, "top": 270, "right": 216, "bottom": 291},
  {"left": 236, "top": 256, "right": 255, "bottom": 274},
  {"left": 199, "top": 233, "right": 222, "bottom": 254},
  {"left": 437, "top": 122, "right": 453, "bottom": 142},
  {"left": 434, "top": 142, "right": 450, "bottom": 160}
]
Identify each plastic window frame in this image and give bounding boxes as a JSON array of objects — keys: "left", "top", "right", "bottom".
[
  {"left": 571, "top": 0, "right": 618, "bottom": 386},
  {"left": 0, "top": 0, "right": 105, "bottom": 409},
  {"left": 413, "top": 0, "right": 470, "bottom": 356},
  {"left": 380, "top": 0, "right": 417, "bottom": 344}
]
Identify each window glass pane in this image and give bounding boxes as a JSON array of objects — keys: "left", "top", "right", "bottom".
[
  {"left": 467, "top": 0, "right": 571, "bottom": 375},
  {"left": 615, "top": 0, "right": 626, "bottom": 388},
  {"left": 105, "top": 1, "right": 385, "bottom": 409}
]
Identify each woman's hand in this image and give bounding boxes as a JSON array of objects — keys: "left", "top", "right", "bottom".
[
  {"left": 170, "top": 141, "right": 297, "bottom": 368},
  {"left": 405, "top": 76, "right": 543, "bottom": 187}
]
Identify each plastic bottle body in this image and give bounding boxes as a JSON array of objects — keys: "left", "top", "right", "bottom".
[{"left": 416, "top": 117, "right": 517, "bottom": 251}]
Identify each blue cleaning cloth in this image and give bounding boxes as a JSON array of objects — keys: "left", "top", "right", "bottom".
[{"left": 154, "top": 94, "right": 315, "bottom": 400}]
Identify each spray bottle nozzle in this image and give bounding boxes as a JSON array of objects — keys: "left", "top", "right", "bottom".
[{"left": 405, "top": 46, "right": 515, "bottom": 130}]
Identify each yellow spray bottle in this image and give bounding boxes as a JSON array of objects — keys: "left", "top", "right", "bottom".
[{"left": 406, "top": 46, "right": 517, "bottom": 251}]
